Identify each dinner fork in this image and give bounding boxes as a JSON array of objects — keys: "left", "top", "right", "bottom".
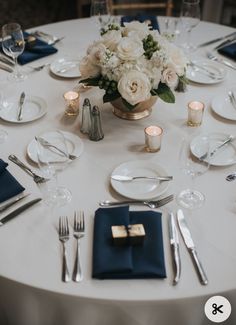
[
  {"left": 8, "top": 154, "right": 48, "bottom": 184},
  {"left": 59, "top": 216, "right": 71, "bottom": 282},
  {"left": 206, "top": 51, "right": 236, "bottom": 70},
  {"left": 189, "top": 61, "right": 221, "bottom": 80},
  {"left": 73, "top": 211, "right": 85, "bottom": 282},
  {"left": 228, "top": 91, "right": 236, "bottom": 110},
  {"left": 99, "top": 194, "right": 174, "bottom": 208}
]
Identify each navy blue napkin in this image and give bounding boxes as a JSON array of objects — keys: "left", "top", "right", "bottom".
[
  {"left": 92, "top": 206, "right": 166, "bottom": 279},
  {"left": 0, "top": 32, "right": 58, "bottom": 65},
  {"left": 0, "top": 159, "right": 25, "bottom": 203},
  {"left": 218, "top": 42, "right": 236, "bottom": 61},
  {"left": 121, "top": 14, "right": 159, "bottom": 31}
]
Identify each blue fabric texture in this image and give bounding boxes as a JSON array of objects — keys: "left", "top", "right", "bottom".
[
  {"left": 218, "top": 42, "right": 236, "bottom": 61},
  {"left": 92, "top": 206, "right": 166, "bottom": 279},
  {"left": 0, "top": 159, "right": 25, "bottom": 203},
  {"left": 121, "top": 14, "right": 159, "bottom": 31}
]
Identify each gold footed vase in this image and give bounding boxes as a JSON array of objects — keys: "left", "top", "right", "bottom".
[{"left": 111, "top": 96, "right": 158, "bottom": 120}]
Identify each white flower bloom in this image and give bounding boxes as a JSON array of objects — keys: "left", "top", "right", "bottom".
[
  {"left": 117, "top": 37, "right": 144, "bottom": 61},
  {"left": 118, "top": 70, "right": 151, "bottom": 105},
  {"left": 79, "top": 56, "right": 100, "bottom": 79},
  {"left": 123, "top": 21, "right": 150, "bottom": 39},
  {"left": 167, "top": 45, "right": 188, "bottom": 76},
  {"left": 161, "top": 67, "right": 178, "bottom": 89},
  {"left": 101, "top": 29, "right": 122, "bottom": 51}
]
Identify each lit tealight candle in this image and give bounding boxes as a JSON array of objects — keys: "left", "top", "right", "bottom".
[
  {"left": 187, "top": 101, "right": 205, "bottom": 127},
  {"left": 63, "top": 91, "right": 80, "bottom": 116},
  {"left": 144, "top": 125, "right": 163, "bottom": 152}
]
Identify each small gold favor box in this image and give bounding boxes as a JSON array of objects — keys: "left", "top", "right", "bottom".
[{"left": 111, "top": 224, "right": 146, "bottom": 246}]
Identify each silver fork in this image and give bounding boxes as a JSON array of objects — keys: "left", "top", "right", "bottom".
[
  {"left": 99, "top": 194, "right": 174, "bottom": 208},
  {"left": 228, "top": 91, "right": 236, "bottom": 110},
  {"left": 59, "top": 216, "right": 71, "bottom": 282},
  {"left": 206, "top": 51, "right": 236, "bottom": 70},
  {"left": 28, "top": 63, "right": 50, "bottom": 72},
  {"left": 73, "top": 211, "right": 85, "bottom": 282},
  {"left": 8, "top": 154, "right": 48, "bottom": 184}
]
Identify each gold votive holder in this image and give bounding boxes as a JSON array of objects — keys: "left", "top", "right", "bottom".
[
  {"left": 63, "top": 91, "right": 80, "bottom": 116},
  {"left": 144, "top": 125, "right": 163, "bottom": 152},
  {"left": 187, "top": 101, "right": 205, "bottom": 127}
]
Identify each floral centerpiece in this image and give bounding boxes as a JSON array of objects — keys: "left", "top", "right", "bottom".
[{"left": 79, "top": 21, "right": 188, "bottom": 113}]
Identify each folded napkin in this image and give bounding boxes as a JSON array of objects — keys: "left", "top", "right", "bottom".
[
  {"left": 92, "top": 206, "right": 166, "bottom": 279},
  {"left": 0, "top": 32, "right": 58, "bottom": 65},
  {"left": 0, "top": 159, "right": 25, "bottom": 203},
  {"left": 121, "top": 14, "right": 160, "bottom": 31},
  {"left": 218, "top": 42, "right": 236, "bottom": 61}
]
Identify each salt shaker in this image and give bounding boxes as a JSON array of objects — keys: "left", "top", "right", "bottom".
[
  {"left": 80, "top": 98, "right": 91, "bottom": 134},
  {"left": 89, "top": 105, "right": 104, "bottom": 141}
]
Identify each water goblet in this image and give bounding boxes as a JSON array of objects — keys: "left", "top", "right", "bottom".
[
  {"left": 2, "top": 22, "right": 26, "bottom": 81},
  {"left": 180, "top": 0, "right": 200, "bottom": 53},
  {"left": 90, "top": 0, "right": 111, "bottom": 35},
  {"left": 176, "top": 133, "right": 210, "bottom": 209},
  {"left": 36, "top": 130, "right": 72, "bottom": 207}
]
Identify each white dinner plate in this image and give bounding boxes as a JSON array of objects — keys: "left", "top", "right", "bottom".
[
  {"left": 27, "top": 130, "right": 84, "bottom": 163},
  {"left": 0, "top": 95, "right": 47, "bottom": 123},
  {"left": 111, "top": 160, "right": 170, "bottom": 200},
  {"left": 191, "top": 132, "right": 236, "bottom": 166},
  {"left": 211, "top": 90, "right": 236, "bottom": 121},
  {"left": 50, "top": 56, "right": 81, "bottom": 78},
  {"left": 186, "top": 59, "right": 226, "bottom": 84}
]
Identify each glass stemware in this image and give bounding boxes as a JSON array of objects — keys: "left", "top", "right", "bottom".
[
  {"left": 180, "top": 0, "right": 200, "bottom": 53},
  {"left": 90, "top": 0, "right": 111, "bottom": 34},
  {"left": 36, "top": 130, "right": 72, "bottom": 207},
  {"left": 2, "top": 22, "right": 26, "bottom": 81},
  {"left": 177, "top": 133, "right": 210, "bottom": 209}
]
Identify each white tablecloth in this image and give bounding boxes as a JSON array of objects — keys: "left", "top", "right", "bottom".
[{"left": 0, "top": 17, "right": 236, "bottom": 325}]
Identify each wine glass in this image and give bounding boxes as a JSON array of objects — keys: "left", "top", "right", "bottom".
[
  {"left": 36, "top": 130, "right": 72, "bottom": 207},
  {"left": 2, "top": 23, "right": 26, "bottom": 81},
  {"left": 90, "top": 0, "right": 111, "bottom": 34},
  {"left": 176, "top": 133, "right": 210, "bottom": 209},
  {"left": 180, "top": 0, "right": 200, "bottom": 53}
]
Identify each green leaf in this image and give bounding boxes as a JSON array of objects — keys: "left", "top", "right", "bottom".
[
  {"left": 79, "top": 77, "right": 101, "bottom": 86},
  {"left": 152, "top": 83, "right": 175, "bottom": 103},
  {"left": 121, "top": 98, "right": 138, "bottom": 111},
  {"left": 103, "top": 91, "right": 121, "bottom": 103}
]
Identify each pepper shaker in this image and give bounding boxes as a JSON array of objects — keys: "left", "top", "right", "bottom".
[
  {"left": 80, "top": 98, "right": 91, "bottom": 134},
  {"left": 89, "top": 105, "right": 104, "bottom": 141}
]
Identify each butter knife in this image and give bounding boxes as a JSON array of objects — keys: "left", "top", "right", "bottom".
[
  {"left": 0, "top": 198, "right": 42, "bottom": 226},
  {"left": 0, "top": 193, "right": 30, "bottom": 213},
  {"left": 177, "top": 209, "right": 208, "bottom": 285},
  {"left": 198, "top": 32, "right": 236, "bottom": 48},
  {"left": 111, "top": 175, "right": 173, "bottom": 182},
  {"left": 17, "top": 92, "right": 25, "bottom": 121},
  {"left": 168, "top": 212, "right": 181, "bottom": 285}
]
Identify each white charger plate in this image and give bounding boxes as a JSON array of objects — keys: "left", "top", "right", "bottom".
[
  {"left": 111, "top": 160, "right": 170, "bottom": 200},
  {"left": 0, "top": 95, "right": 47, "bottom": 123},
  {"left": 187, "top": 59, "right": 227, "bottom": 84},
  {"left": 50, "top": 56, "right": 81, "bottom": 78},
  {"left": 191, "top": 132, "right": 236, "bottom": 166},
  {"left": 27, "top": 130, "right": 84, "bottom": 163},
  {"left": 211, "top": 90, "right": 236, "bottom": 121}
]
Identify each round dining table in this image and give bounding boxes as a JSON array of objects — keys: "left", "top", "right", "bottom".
[{"left": 0, "top": 16, "right": 236, "bottom": 325}]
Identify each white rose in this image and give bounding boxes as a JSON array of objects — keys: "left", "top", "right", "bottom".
[
  {"left": 117, "top": 37, "right": 144, "bottom": 61},
  {"left": 118, "top": 70, "right": 151, "bottom": 106},
  {"left": 88, "top": 42, "right": 107, "bottom": 65},
  {"left": 123, "top": 21, "right": 150, "bottom": 39},
  {"left": 102, "top": 30, "right": 122, "bottom": 51},
  {"left": 168, "top": 45, "right": 188, "bottom": 75},
  {"left": 79, "top": 56, "right": 101, "bottom": 79},
  {"left": 161, "top": 67, "right": 178, "bottom": 89}
]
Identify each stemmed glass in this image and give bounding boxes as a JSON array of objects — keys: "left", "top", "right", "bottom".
[
  {"left": 177, "top": 133, "right": 210, "bottom": 209},
  {"left": 2, "top": 23, "right": 26, "bottom": 81},
  {"left": 90, "top": 0, "right": 111, "bottom": 34},
  {"left": 180, "top": 0, "right": 200, "bottom": 53},
  {"left": 36, "top": 130, "right": 72, "bottom": 207}
]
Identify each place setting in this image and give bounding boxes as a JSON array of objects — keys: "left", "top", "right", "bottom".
[{"left": 211, "top": 87, "right": 236, "bottom": 121}]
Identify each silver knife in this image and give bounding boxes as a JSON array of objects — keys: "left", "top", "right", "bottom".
[
  {"left": 0, "top": 63, "right": 13, "bottom": 73},
  {"left": 0, "top": 198, "right": 42, "bottom": 226},
  {"left": 177, "top": 209, "right": 208, "bottom": 285},
  {"left": 168, "top": 212, "right": 181, "bottom": 285},
  {"left": 17, "top": 92, "right": 25, "bottom": 121},
  {"left": 198, "top": 32, "right": 236, "bottom": 48},
  {"left": 0, "top": 193, "right": 30, "bottom": 212},
  {"left": 111, "top": 175, "right": 173, "bottom": 182}
]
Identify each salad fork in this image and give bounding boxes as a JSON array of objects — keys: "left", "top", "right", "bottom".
[
  {"left": 59, "top": 216, "right": 71, "bottom": 282},
  {"left": 73, "top": 211, "right": 85, "bottom": 282}
]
